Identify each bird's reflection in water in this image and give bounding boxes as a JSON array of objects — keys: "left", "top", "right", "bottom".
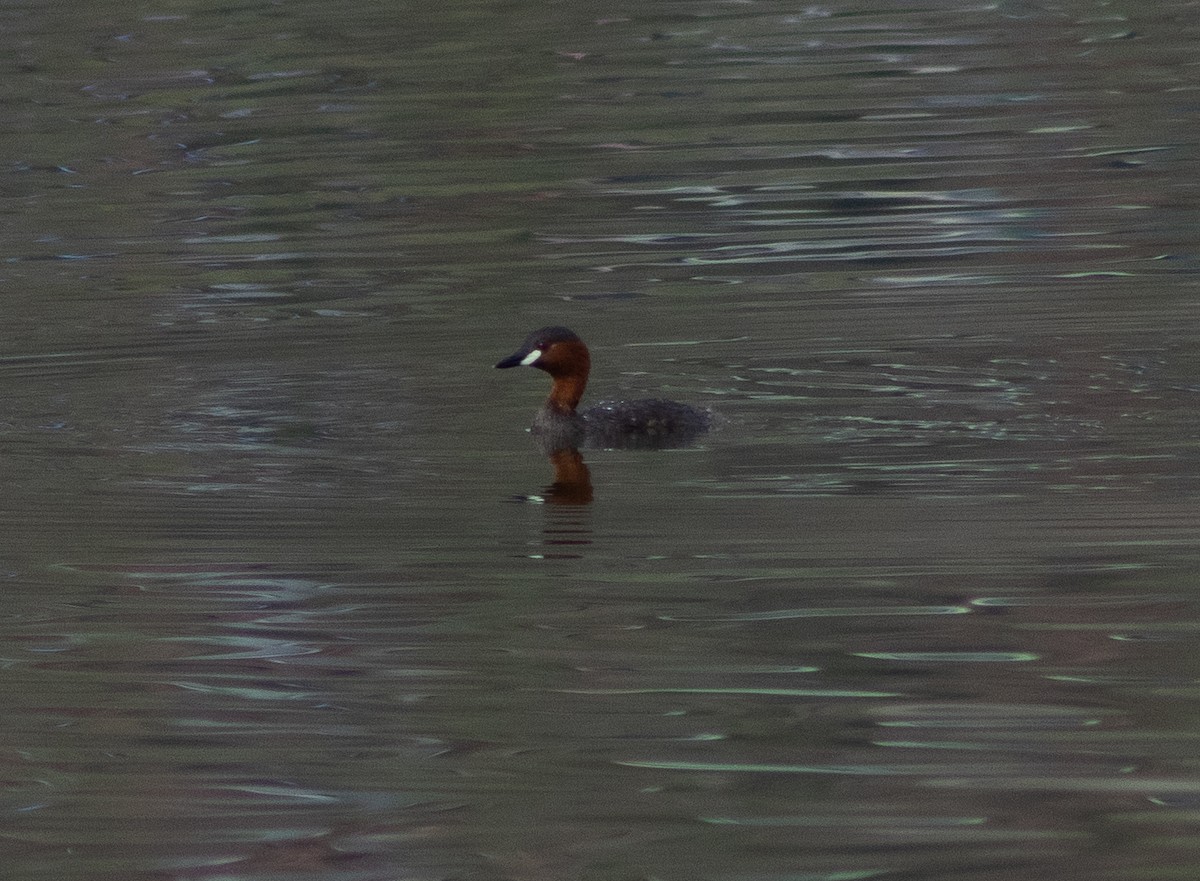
[
  {"left": 512, "top": 426, "right": 714, "bottom": 554},
  {"left": 517, "top": 422, "right": 708, "bottom": 507},
  {"left": 521, "top": 445, "right": 593, "bottom": 558},
  {"left": 543, "top": 447, "right": 593, "bottom": 506}
]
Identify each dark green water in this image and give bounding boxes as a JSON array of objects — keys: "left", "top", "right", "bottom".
[{"left": 2, "top": 1, "right": 1199, "bottom": 879}]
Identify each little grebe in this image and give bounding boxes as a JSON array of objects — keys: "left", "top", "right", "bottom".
[{"left": 496, "top": 326, "right": 711, "bottom": 450}]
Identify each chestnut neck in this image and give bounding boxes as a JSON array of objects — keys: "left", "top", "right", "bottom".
[
  {"left": 546, "top": 374, "right": 587, "bottom": 414},
  {"left": 541, "top": 340, "right": 590, "bottom": 414}
]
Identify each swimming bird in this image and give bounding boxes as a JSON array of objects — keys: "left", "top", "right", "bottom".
[{"left": 496, "top": 326, "right": 710, "bottom": 450}]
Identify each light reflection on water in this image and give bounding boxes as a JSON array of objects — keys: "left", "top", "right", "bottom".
[{"left": 2, "top": 0, "right": 1199, "bottom": 879}]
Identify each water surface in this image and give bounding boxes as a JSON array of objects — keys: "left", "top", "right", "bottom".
[{"left": 2, "top": 1, "right": 1199, "bottom": 879}]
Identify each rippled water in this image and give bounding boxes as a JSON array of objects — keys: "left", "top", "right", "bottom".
[{"left": 3, "top": 1, "right": 1199, "bottom": 879}]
